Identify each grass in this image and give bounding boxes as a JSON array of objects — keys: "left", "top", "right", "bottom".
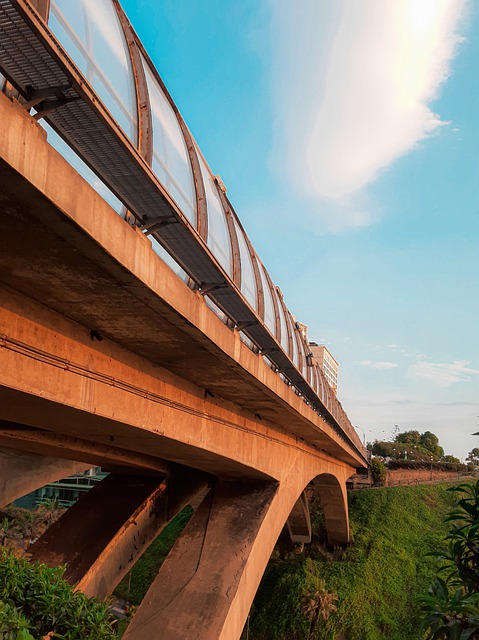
[{"left": 246, "top": 483, "right": 461, "bottom": 640}]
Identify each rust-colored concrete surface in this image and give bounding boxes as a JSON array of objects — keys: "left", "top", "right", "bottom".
[
  {"left": 29, "top": 469, "right": 209, "bottom": 599},
  {"left": 0, "top": 448, "right": 89, "bottom": 506},
  {"left": 0, "top": 92, "right": 364, "bottom": 638},
  {"left": 0, "top": 91, "right": 365, "bottom": 470}
]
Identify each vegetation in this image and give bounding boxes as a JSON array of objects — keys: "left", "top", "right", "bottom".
[
  {"left": 419, "top": 480, "right": 479, "bottom": 639},
  {"left": 370, "top": 457, "right": 387, "bottom": 485},
  {"left": 244, "top": 483, "right": 460, "bottom": 639},
  {"left": 0, "top": 549, "right": 116, "bottom": 639},
  {"left": 0, "top": 500, "right": 64, "bottom": 552},
  {"left": 371, "top": 429, "right": 445, "bottom": 461}
]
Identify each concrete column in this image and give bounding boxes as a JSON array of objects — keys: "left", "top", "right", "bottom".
[
  {"left": 123, "top": 480, "right": 278, "bottom": 640},
  {"left": 313, "top": 473, "right": 349, "bottom": 546},
  {"left": 28, "top": 468, "right": 209, "bottom": 599},
  {"left": 286, "top": 490, "right": 312, "bottom": 544}
]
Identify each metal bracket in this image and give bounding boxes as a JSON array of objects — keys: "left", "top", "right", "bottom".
[
  {"left": 33, "top": 96, "right": 80, "bottom": 121},
  {"left": 142, "top": 218, "right": 177, "bottom": 235},
  {"left": 235, "top": 321, "right": 256, "bottom": 331},
  {"left": 200, "top": 283, "right": 228, "bottom": 296},
  {"left": 24, "top": 84, "right": 71, "bottom": 109}
]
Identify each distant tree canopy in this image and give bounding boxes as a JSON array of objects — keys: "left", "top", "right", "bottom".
[
  {"left": 442, "top": 455, "right": 460, "bottom": 464},
  {"left": 467, "top": 447, "right": 479, "bottom": 464},
  {"left": 371, "top": 429, "right": 446, "bottom": 460}
]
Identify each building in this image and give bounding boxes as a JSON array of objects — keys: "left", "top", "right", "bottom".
[
  {"left": 309, "top": 343, "right": 339, "bottom": 394},
  {"left": 15, "top": 468, "right": 107, "bottom": 509}
]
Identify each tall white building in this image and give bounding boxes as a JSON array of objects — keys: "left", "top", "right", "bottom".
[{"left": 309, "top": 343, "right": 338, "bottom": 394}]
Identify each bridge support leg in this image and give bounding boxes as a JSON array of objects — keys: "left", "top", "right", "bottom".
[
  {"left": 0, "top": 448, "right": 89, "bottom": 507},
  {"left": 123, "top": 480, "right": 278, "bottom": 640},
  {"left": 28, "top": 467, "right": 208, "bottom": 599},
  {"left": 313, "top": 474, "right": 349, "bottom": 546},
  {"left": 286, "top": 490, "right": 312, "bottom": 544}
]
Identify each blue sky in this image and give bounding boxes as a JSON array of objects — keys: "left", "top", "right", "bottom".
[{"left": 122, "top": 0, "right": 479, "bottom": 459}]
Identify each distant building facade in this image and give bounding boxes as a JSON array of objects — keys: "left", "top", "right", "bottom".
[
  {"left": 15, "top": 468, "right": 107, "bottom": 509},
  {"left": 309, "top": 343, "right": 339, "bottom": 394}
]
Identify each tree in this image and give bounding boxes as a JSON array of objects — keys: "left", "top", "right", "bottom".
[
  {"left": 420, "top": 431, "right": 444, "bottom": 458},
  {"left": 395, "top": 430, "right": 421, "bottom": 446},
  {"left": 467, "top": 448, "right": 479, "bottom": 465},
  {"left": 370, "top": 458, "right": 387, "bottom": 486},
  {"left": 442, "top": 455, "right": 460, "bottom": 464}
]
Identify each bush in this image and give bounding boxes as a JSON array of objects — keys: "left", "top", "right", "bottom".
[
  {"left": 0, "top": 549, "right": 116, "bottom": 639},
  {"left": 418, "top": 480, "right": 479, "bottom": 638},
  {"left": 370, "top": 458, "right": 387, "bottom": 485}
]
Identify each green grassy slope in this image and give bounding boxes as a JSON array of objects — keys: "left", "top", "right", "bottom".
[{"left": 247, "top": 483, "right": 459, "bottom": 640}]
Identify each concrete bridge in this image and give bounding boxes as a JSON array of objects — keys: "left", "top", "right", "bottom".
[{"left": 0, "top": 1, "right": 367, "bottom": 637}]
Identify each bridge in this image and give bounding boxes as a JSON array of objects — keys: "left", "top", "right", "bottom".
[{"left": 0, "top": 1, "right": 368, "bottom": 637}]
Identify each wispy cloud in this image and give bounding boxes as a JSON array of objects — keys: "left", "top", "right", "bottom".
[
  {"left": 270, "top": 0, "right": 468, "bottom": 231},
  {"left": 411, "top": 360, "right": 479, "bottom": 387},
  {"left": 361, "top": 360, "right": 398, "bottom": 370}
]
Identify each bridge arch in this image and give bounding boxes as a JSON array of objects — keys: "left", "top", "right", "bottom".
[{"left": 310, "top": 472, "right": 349, "bottom": 547}]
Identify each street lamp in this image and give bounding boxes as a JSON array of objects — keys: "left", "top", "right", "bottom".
[
  {"left": 369, "top": 429, "right": 385, "bottom": 441},
  {"left": 430, "top": 456, "right": 434, "bottom": 481},
  {"left": 355, "top": 426, "right": 366, "bottom": 445}
]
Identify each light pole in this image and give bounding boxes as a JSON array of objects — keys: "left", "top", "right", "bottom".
[
  {"left": 355, "top": 426, "right": 366, "bottom": 445},
  {"left": 430, "top": 456, "right": 434, "bottom": 481}
]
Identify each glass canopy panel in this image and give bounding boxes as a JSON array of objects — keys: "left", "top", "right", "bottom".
[
  {"left": 148, "top": 237, "right": 189, "bottom": 284},
  {"left": 0, "top": 73, "right": 5, "bottom": 91},
  {"left": 49, "top": 0, "right": 137, "bottom": 142},
  {"left": 258, "top": 264, "right": 276, "bottom": 336},
  {"left": 275, "top": 292, "right": 290, "bottom": 354},
  {"left": 198, "top": 156, "right": 232, "bottom": 276},
  {"left": 233, "top": 220, "right": 257, "bottom": 310},
  {"left": 142, "top": 60, "right": 196, "bottom": 225},
  {"left": 288, "top": 316, "right": 300, "bottom": 367},
  {"left": 40, "top": 121, "right": 123, "bottom": 214}
]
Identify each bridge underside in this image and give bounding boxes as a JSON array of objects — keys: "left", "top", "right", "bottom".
[{"left": 0, "top": 91, "right": 362, "bottom": 639}]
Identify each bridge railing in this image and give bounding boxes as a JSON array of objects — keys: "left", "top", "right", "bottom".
[{"left": 0, "top": 0, "right": 366, "bottom": 461}]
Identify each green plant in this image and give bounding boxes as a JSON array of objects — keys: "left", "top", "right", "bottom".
[
  {"left": 419, "top": 480, "right": 479, "bottom": 639},
  {"left": 0, "top": 549, "right": 116, "bottom": 639},
  {"left": 370, "top": 458, "right": 387, "bottom": 485},
  {"left": 0, "top": 600, "right": 34, "bottom": 640}
]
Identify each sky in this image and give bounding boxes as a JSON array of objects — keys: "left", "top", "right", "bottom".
[{"left": 121, "top": 0, "right": 479, "bottom": 459}]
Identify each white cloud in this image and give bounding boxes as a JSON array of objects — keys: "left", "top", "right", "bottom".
[
  {"left": 361, "top": 360, "right": 398, "bottom": 370},
  {"left": 411, "top": 360, "right": 479, "bottom": 387},
  {"left": 270, "top": 0, "right": 468, "bottom": 229}
]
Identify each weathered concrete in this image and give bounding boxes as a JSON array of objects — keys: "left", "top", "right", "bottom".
[
  {"left": 0, "top": 448, "right": 89, "bottom": 506},
  {"left": 0, "top": 89, "right": 364, "bottom": 638},
  {"left": 29, "top": 469, "right": 209, "bottom": 599},
  {"left": 0, "top": 420, "right": 170, "bottom": 475},
  {"left": 123, "top": 466, "right": 351, "bottom": 640},
  {"left": 312, "top": 474, "right": 349, "bottom": 546},
  {"left": 123, "top": 481, "right": 278, "bottom": 640},
  {"left": 0, "top": 91, "right": 365, "bottom": 469},
  {"left": 287, "top": 491, "right": 312, "bottom": 544}
]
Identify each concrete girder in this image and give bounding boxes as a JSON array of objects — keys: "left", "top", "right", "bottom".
[
  {"left": 122, "top": 480, "right": 278, "bottom": 640},
  {"left": 0, "top": 420, "right": 170, "bottom": 475},
  {"left": 28, "top": 468, "right": 209, "bottom": 599},
  {"left": 0, "top": 447, "right": 90, "bottom": 507},
  {"left": 0, "top": 91, "right": 366, "bottom": 469},
  {"left": 286, "top": 490, "right": 312, "bottom": 544}
]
